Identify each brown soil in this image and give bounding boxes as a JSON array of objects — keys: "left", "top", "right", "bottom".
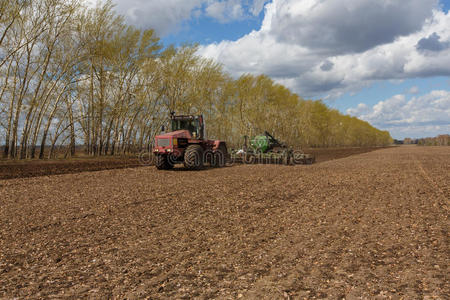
[
  {"left": 0, "top": 147, "right": 387, "bottom": 180},
  {"left": 0, "top": 157, "right": 142, "bottom": 180},
  {"left": 305, "top": 146, "right": 391, "bottom": 163},
  {"left": 0, "top": 146, "right": 448, "bottom": 298}
]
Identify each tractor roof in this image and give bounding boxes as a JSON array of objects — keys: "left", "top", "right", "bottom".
[{"left": 170, "top": 115, "right": 202, "bottom": 120}]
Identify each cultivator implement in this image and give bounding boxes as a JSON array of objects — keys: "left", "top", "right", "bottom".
[{"left": 230, "top": 131, "right": 315, "bottom": 165}]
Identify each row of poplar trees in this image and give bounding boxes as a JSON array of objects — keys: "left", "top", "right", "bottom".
[{"left": 0, "top": 0, "right": 392, "bottom": 159}]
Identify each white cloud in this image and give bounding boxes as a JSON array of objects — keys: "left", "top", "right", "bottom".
[
  {"left": 250, "top": 0, "right": 268, "bottom": 16},
  {"left": 204, "top": 0, "right": 271, "bottom": 23},
  {"left": 346, "top": 103, "right": 370, "bottom": 116},
  {"left": 347, "top": 90, "right": 450, "bottom": 138},
  {"left": 110, "top": 0, "right": 204, "bottom": 35},
  {"left": 103, "top": 0, "right": 270, "bottom": 35},
  {"left": 205, "top": 0, "right": 244, "bottom": 23},
  {"left": 407, "top": 86, "right": 420, "bottom": 94},
  {"left": 198, "top": 1, "right": 450, "bottom": 99}
]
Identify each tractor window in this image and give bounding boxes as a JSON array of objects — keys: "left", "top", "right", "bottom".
[{"left": 172, "top": 119, "right": 199, "bottom": 137}]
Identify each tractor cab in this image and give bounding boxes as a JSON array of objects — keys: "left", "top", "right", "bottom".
[{"left": 170, "top": 114, "right": 205, "bottom": 139}]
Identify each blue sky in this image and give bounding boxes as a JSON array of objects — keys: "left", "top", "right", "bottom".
[
  {"left": 111, "top": 0, "right": 450, "bottom": 139},
  {"left": 162, "top": 6, "right": 266, "bottom": 46},
  {"left": 332, "top": 77, "right": 449, "bottom": 113}
]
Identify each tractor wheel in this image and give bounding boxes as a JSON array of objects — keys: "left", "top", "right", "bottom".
[
  {"left": 155, "top": 154, "right": 173, "bottom": 170},
  {"left": 184, "top": 144, "right": 204, "bottom": 169},
  {"left": 211, "top": 144, "right": 227, "bottom": 168}
]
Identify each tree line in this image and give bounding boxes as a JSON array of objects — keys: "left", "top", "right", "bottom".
[
  {"left": 0, "top": 0, "right": 392, "bottom": 160},
  {"left": 404, "top": 135, "right": 450, "bottom": 146}
]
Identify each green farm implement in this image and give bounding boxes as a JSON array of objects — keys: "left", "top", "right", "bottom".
[{"left": 231, "top": 131, "right": 315, "bottom": 165}]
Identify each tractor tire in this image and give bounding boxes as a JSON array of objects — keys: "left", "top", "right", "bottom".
[
  {"left": 155, "top": 154, "right": 173, "bottom": 170},
  {"left": 211, "top": 144, "right": 227, "bottom": 168},
  {"left": 184, "top": 144, "right": 204, "bottom": 169}
]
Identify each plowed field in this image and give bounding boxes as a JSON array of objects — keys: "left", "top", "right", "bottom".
[{"left": 0, "top": 146, "right": 448, "bottom": 298}]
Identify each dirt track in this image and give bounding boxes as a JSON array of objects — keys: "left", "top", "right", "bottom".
[{"left": 0, "top": 146, "right": 448, "bottom": 298}]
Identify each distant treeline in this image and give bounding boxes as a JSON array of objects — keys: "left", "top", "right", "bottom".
[
  {"left": 0, "top": 0, "right": 392, "bottom": 160},
  {"left": 403, "top": 135, "right": 450, "bottom": 146}
]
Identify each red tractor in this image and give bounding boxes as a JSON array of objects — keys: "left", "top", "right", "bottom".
[{"left": 153, "top": 113, "right": 228, "bottom": 170}]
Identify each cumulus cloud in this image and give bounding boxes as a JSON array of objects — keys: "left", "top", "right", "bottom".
[
  {"left": 347, "top": 90, "right": 450, "bottom": 138},
  {"left": 269, "top": 0, "right": 438, "bottom": 55},
  {"left": 346, "top": 103, "right": 370, "bottom": 116},
  {"left": 205, "top": 0, "right": 244, "bottom": 23},
  {"left": 199, "top": 1, "right": 450, "bottom": 98},
  {"left": 108, "top": 0, "right": 203, "bottom": 35},
  {"left": 105, "top": 0, "right": 270, "bottom": 35},
  {"left": 416, "top": 32, "right": 450, "bottom": 52},
  {"left": 250, "top": 0, "right": 268, "bottom": 16},
  {"left": 320, "top": 60, "right": 334, "bottom": 72}
]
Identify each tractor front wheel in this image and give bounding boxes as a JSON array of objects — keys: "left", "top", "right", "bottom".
[
  {"left": 184, "top": 144, "right": 204, "bottom": 169},
  {"left": 155, "top": 154, "right": 174, "bottom": 170}
]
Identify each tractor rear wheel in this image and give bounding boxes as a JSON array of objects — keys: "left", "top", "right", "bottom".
[
  {"left": 211, "top": 144, "right": 227, "bottom": 167},
  {"left": 184, "top": 144, "right": 204, "bottom": 169},
  {"left": 155, "top": 154, "right": 173, "bottom": 170}
]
